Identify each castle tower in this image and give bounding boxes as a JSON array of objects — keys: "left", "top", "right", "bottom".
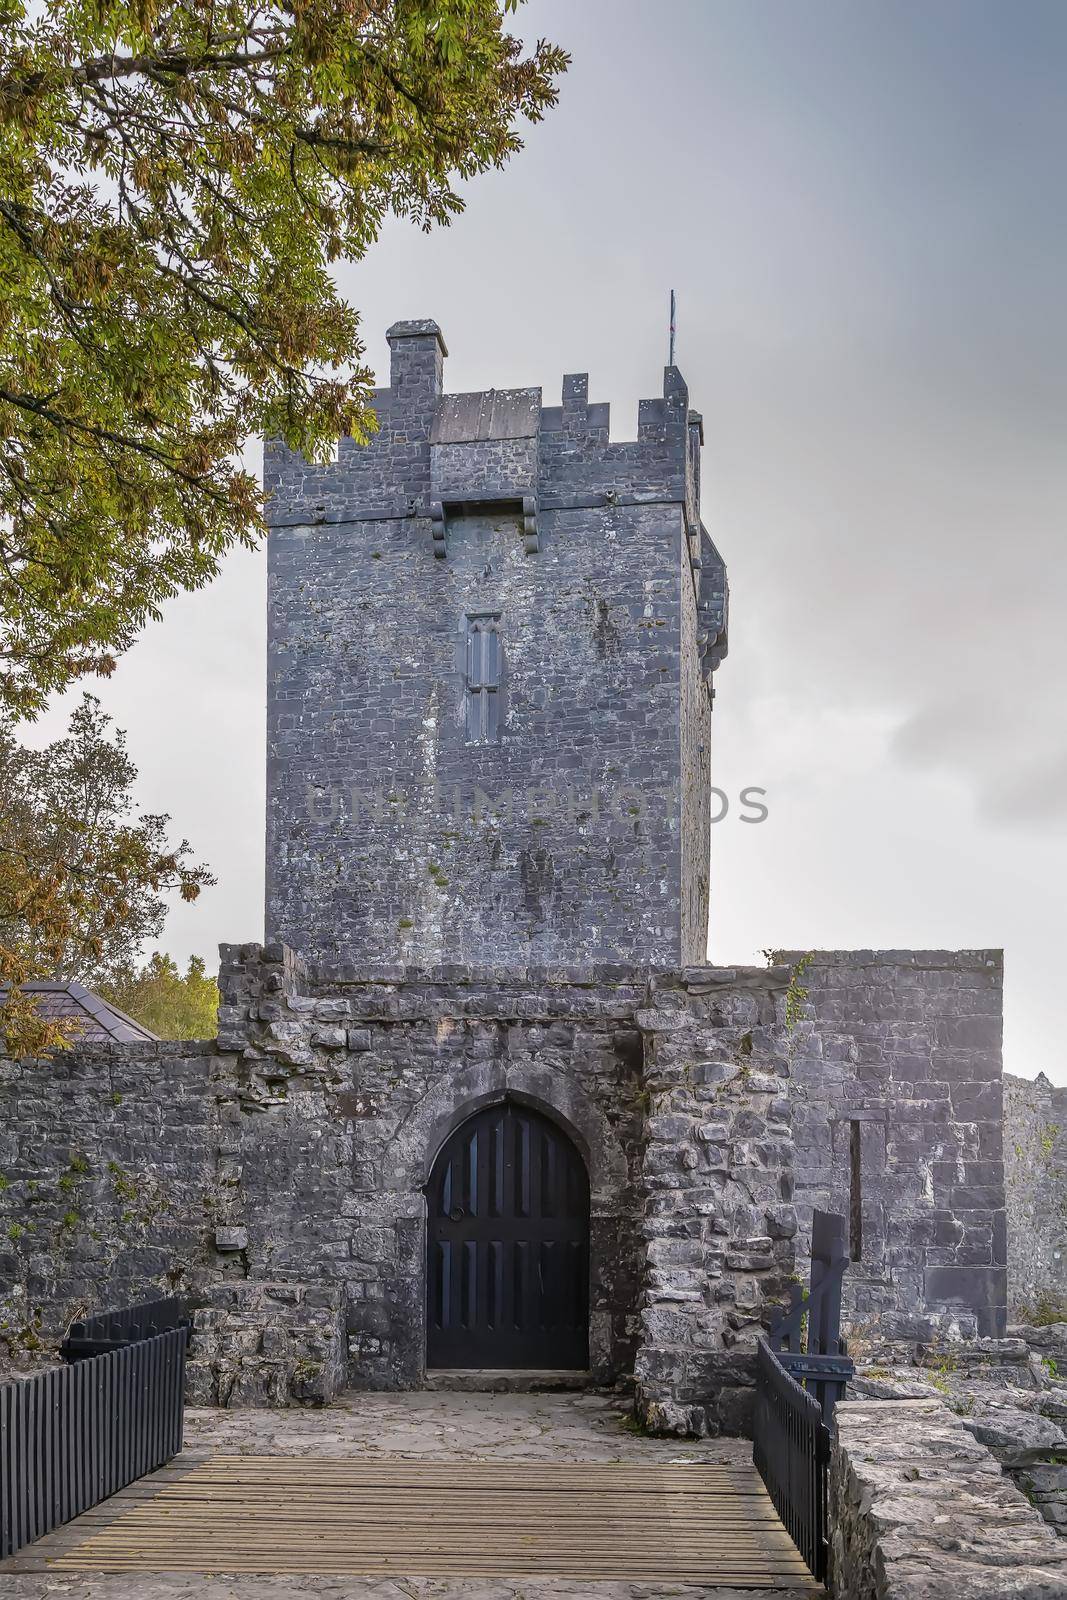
[{"left": 264, "top": 320, "right": 728, "bottom": 969}]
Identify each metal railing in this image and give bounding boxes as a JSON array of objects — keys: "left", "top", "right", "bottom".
[
  {"left": 753, "top": 1338, "right": 830, "bottom": 1577},
  {"left": 0, "top": 1300, "right": 188, "bottom": 1561},
  {"left": 753, "top": 1211, "right": 854, "bottom": 1582},
  {"left": 61, "top": 1295, "right": 189, "bottom": 1359}
]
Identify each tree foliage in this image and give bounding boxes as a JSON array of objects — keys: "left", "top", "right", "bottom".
[
  {"left": 0, "top": 0, "right": 566, "bottom": 715},
  {"left": 0, "top": 694, "right": 212, "bottom": 1055},
  {"left": 100, "top": 950, "right": 219, "bottom": 1039}
]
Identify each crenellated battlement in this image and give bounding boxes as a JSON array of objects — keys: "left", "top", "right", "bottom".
[{"left": 266, "top": 320, "right": 708, "bottom": 549}]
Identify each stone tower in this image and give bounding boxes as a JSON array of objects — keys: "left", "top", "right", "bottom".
[{"left": 264, "top": 319, "right": 728, "bottom": 969}]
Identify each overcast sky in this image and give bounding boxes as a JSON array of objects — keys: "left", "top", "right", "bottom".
[{"left": 30, "top": 0, "right": 1067, "bottom": 1081}]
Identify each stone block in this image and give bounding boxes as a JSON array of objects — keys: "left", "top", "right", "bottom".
[
  {"left": 183, "top": 1360, "right": 217, "bottom": 1407},
  {"left": 312, "top": 1027, "right": 347, "bottom": 1050},
  {"left": 214, "top": 1226, "right": 248, "bottom": 1252},
  {"left": 646, "top": 1237, "right": 704, "bottom": 1268},
  {"left": 960, "top": 1406, "right": 1067, "bottom": 1468}
]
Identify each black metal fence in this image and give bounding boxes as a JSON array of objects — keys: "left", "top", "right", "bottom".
[
  {"left": 61, "top": 1296, "right": 189, "bottom": 1360},
  {"left": 753, "top": 1211, "right": 855, "bottom": 1582},
  {"left": 753, "top": 1338, "right": 830, "bottom": 1577},
  {"left": 0, "top": 1301, "right": 188, "bottom": 1561}
]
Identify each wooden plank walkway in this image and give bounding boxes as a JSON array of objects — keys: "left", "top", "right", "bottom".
[{"left": 1, "top": 1454, "right": 820, "bottom": 1587}]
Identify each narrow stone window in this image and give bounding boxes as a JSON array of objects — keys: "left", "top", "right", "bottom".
[
  {"left": 849, "top": 1120, "right": 863, "bottom": 1262},
  {"left": 465, "top": 613, "right": 502, "bottom": 742}
]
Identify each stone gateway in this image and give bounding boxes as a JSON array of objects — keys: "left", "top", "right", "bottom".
[{"left": 0, "top": 321, "right": 1015, "bottom": 1435}]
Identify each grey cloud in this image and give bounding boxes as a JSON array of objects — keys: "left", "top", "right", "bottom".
[{"left": 892, "top": 690, "right": 1067, "bottom": 829}]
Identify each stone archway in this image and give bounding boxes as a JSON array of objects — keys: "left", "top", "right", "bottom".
[{"left": 380, "top": 1058, "right": 634, "bottom": 1386}]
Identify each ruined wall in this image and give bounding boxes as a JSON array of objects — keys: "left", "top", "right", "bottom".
[
  {"left": 0, "top": 946, "right": 795, "bottom": 1429},
  {"left": 188, "top": 1282, "right": 346, "bottom": 1408},
  {"left": 1, "top": 947, "right": 1008, "bottom": 1423},
  {"left": 216, "top": 944, "right": 650, "bottom": 1389},
  {"left": 829, "top": 1396, "right": 1067, "bottom": 1598},
  {"left": 633, "top": 966, "right": 795, "bottom": 1437},
  {"left": 790, "top": 950, "right": 1008, "bottom": 1339},
  {"left": 0, "top": 1041, "right": 221, "bottom": 1358},
  {"left": 265, "top": 321, "right": 727, "bottom": 973},
  {"left": 1004, "top": 1071, "right": 1067, "bottom": 1318},
  {"left": 850, "top": 1324, "right": 1067, "bottom": 1539}
]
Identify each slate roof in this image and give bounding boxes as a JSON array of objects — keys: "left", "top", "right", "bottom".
[{"left": 0, "top": 981, "right": 159, "bottom": 1043}]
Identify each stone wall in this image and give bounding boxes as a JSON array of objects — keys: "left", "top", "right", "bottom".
[
  {"left": 1011, "top": 1322, "right": 1067, "bottom": 1532},
  {"left": 851, "top": 1326, "right": 1067, "bottom": 1540},
  {"left": 1005, "top": 1072, "right": 1067, "bottom": 1318},
  {"left": 187, "top": 1282, "right": 346, "bottom": 1407},
  {"left": 788, "top": 950, "right": 1008, "bottom": 1338},
  {"left": 265, "top": 320, "right": 728, "bottom": 973},
  {"left": 633, "top": 969, "right": 795, "bottom": 1436},
  {"left": 679, "top": 451, "right": 716, "bottom": 960},
  {"left": 0, "top": 1039, "right": 220, "bottom": 1359},
  {"left": 215, "top": 944, "right": 651, "bottom": 1389},
  {"left": 829, "top": 1396, "right": 1067, "bottom": 1598},
  {"left": 0, "top": 946, "right": 795, "bottom": 1429},
  {"left": 0, "top": 946, "right": 1008, "bottom": 1425}
]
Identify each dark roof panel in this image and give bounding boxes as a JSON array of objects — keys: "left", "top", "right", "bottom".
[{"left": 0, "top": 982, "right": 159, "bottom": 1043}]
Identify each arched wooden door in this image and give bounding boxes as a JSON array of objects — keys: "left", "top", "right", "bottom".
[{"left": 426, "top": 1102, "right": 590, "bottom": 1370}]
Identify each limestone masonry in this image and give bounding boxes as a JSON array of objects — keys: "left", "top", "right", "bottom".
[
  {"left": 265, "top": 319, "right": 727, "bottom": 970},
  {"left": 0, "top": 319, "right": 1037, "bottom": 1436},
  {"left": 830, "top": 1397, "right": 1067, "bottom": 1597},
  {"left": 1005, "top": 1071, "right": 1067, "bottom": 1319},
  {"left": 0, "top": 942, "right": 1012, "bottom": 1429}
]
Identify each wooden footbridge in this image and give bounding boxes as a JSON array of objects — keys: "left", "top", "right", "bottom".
[
  {"left": 3, "top": 1232, "right": 855, "bottom": 1594},
  {"left": 4, "top": 1453, "right": 820, "bottom": 1588}
]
